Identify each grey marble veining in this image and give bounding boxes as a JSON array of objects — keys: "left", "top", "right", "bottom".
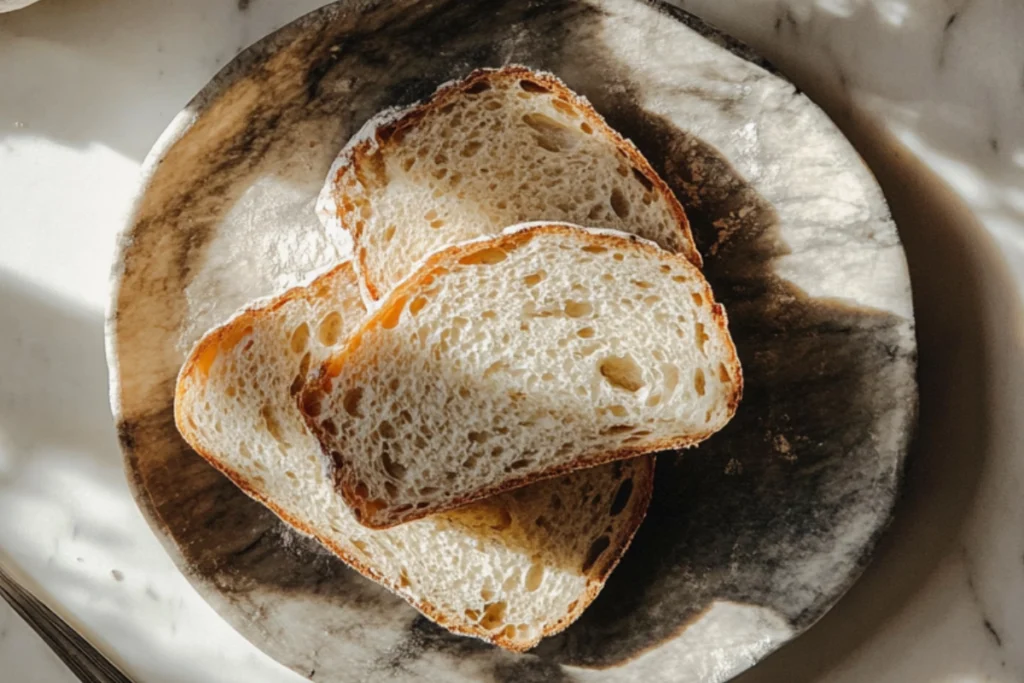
[{"left": 106, "top": 1, "right": 917, "bottom": 682}]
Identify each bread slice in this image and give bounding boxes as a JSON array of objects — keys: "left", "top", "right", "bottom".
[
  {"left": 318, "top": 65, "right": 701, "bottom": 302},
  {"left": 174, "top": 260, "right": 653, "bottom": 651},
  {"left": 300, "top": 224, "right": 741, "bottom": 529}
]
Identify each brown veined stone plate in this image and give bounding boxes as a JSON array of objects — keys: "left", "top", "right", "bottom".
[{"left": 106, "top": 1, "right": 917, "bottom": 681}]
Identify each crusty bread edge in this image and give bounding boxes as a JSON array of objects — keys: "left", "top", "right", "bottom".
[
  {"left": 322, "top": 64, "right": 702, "bottom": 301},
  {"left": 302, "top": 223, "right": 742, "bottom": 529},
  {"left": 172, "top": 260, "right": 656, "bottom": 652}
]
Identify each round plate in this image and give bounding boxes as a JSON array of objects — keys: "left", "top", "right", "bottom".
[{"left": 106, "top": 1, "right": 917, "bottom": 681}]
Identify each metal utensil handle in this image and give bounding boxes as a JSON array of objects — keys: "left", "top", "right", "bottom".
[{"left": 0, "top": 563, "right": 134, "bottom": 683}]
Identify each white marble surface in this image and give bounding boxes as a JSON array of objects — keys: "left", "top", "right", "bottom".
[{"left": 0, "top": 0, "right": 1021, "bottom": 682}]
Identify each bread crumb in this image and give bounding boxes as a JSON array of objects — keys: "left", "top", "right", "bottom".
[{"left": 773, "top": 434, "right": 797, "bottom": 462}]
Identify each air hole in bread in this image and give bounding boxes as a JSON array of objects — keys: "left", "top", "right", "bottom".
[
  {"left": 564, "top": 300, "right": 593, "bottom": 318},
  {"left": 610, "top": 478, "right": 634, "bottom": 516},
  {"left": 581, "top": 245, "right": 608, "bottom": 255},
  {"left": 580, "top": 121, "right": 594, "bottom": 134},
  {"left": 646, "top": 393, "right": 661, "bottom": 407},
  {"left": 613, "top": 253, "right": 625, "bottom": 262},
  {"left": 541, "top": 372, "right": 555, "bottom": 381},
  {"left": 718, "top": 362, "right": 731, "bottom": 383},
  {"left": 523, "top": 270, "right": 546, "bottom": 287},
  {"left": 322, "top": 418, "right": 338, "bottom": 436},
  {"left": 672, "top": 274, "right": 687, "bottom": 283},
  {"left": 238, "top": 442, "right": 252, "bottom": 459},
  {"left": 508, "top": 459, "right": 531, "bottom": 470},
  {"left": 301, "top": 390, "right": 323, "bottom": 417},
  {"left": 465, "top": 608, "right": 480, "bottom": 621},
  {"left": 695, "top": 322, "right": 710, "bottom": 354},
  {"left": 260, "top": 405, "right": 287, "bottom": 445},
  {"left": 483, "top": 360, "right": 508, "bottom": 378},
  {"left": 467, "top": 430, "right": 489, "bottom": 444},
  {"left": 598, "top": 423, "right": 630, "bottom": 436},
  {"left": 518, "top": 79, "right": 550, "bottom": 94},
  {"left": 289, "top": 352, "right": 312, "bottom": 397},
  {"left": 429, "top": 219, "right": 445, "bottom": 229},
  {"left": 401, "top": 157, "right": 415, "bottom": 172},
  {"left": 582, "top": 535, "right": 611, "bottom": 573},
  {"left": 481, "top": 585, "right": 495, "bottom": 601},
  {"left": 522, "top": 113, "right": 574, "bottom": 152},
  {"left": 381, "top": 448, "right": 406, "bottom": 480},
  {"left": 420, "top": 486, "right": 438, "bottom": 496},
  {"left": 382, "top": 224, "right": 398, "bottom": 243},
  {"left": 352, "top": 539, "right": 370, "bottom": 556},
  {"left": 432, "top": 167, "right": 448, "bottom": 180},
  {"left": 342, "top": 387, "right": 364, "bottom": 417},
  {"left": 484, "top": 99, "right": 502, "bottom": 110},
  {"left": 460, "top": 247, "right": 507, "bottom": 266},
  {"left": 609, "top": 405, "right": 628, "bottom": 418},
  {"left": 284, "top": 470, "right": 297, "bottom": 481},
  {"left": 691, "top": 292, "right": 704, "bottom": 306},
  {"left": 461, "top": 140, "right": 482, "bottom": 157},
  {"left": 610, "top": 187, "right": 631, "bottom": 218},
  {"left": 631, "top": 167, "right": 655, "bottom": 191},
  {"left": 458, "top": 387, "right": 471, "bottom": 399},
  {"left": 644, "top": 295, "right": 662, "bottom": 307},
  {"left": 397, "top": 568, "right": 411, "bottom": 588},
  {"left": 480, "top": 601, "right": 508, "bottom": 630},
  {"left": 598, "top": 355, "right": 645, "bottom": 392},
  {"left": 465, "top": 80, "right": 492, "bottom": 94},
  {"left": 552, "top": 98, "right": 578, "bottom": 117},
  {"left": 491, "top": 445, "right": 505, "bottom": 458},
  {"left": 481, "top": 310, "right": 497, "bottom": 320},
  {"left": 518, "top": 561, "right": 544, "bottom": 593},
  {"left": 632, "top": 280, "right": 654, "bottom": 289},
  {"left": 693, "top": 368, "right": 706, "bottom": 396},
  {"left": 318, "top": 312, "right": 344, "bottom": 346},
  {"left": 289, "top": 323, "right": 310, "bottom": 354},
  {"left": 378, "top": 420, "right": 397, "bottom": 440}
]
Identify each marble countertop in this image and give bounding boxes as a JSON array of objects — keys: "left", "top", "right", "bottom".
[{"left": 0, "top": 0, "right": 1021, "bottom": 681}]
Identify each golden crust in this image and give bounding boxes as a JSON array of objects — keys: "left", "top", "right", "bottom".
[
  {"left": 302, "top": 224, "right": 742, "bottom": 530},
  {"left": 330, "top": 65, "right": 702, "bottom": 301}
]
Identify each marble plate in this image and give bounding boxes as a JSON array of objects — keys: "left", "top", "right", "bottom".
[{"left": 106, "top": 1, "right": 918, "bottom": 681}]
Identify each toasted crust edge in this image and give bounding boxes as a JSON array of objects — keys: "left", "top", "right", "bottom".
[
  {"left": 172, "top": 260, "right": 655, "bottom": 652},
  {"left": 328, "top": 65, "right": 701, "bottom": 301},
  {"left": 302, "top": 224, "right": 742, "bottom": 530}
]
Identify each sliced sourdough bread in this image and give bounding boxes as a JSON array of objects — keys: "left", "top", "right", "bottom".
[
  {"left": 318, "top": 65, "right": 700, "bottom": 302},
  {"left": 300, "top": 224, "right": 741, "bottom": 530},
  {"left": 174, "top": 260, "right": 653, "bottom": 651}
]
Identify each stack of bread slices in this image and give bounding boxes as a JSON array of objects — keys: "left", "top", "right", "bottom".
[{"left": 174, "top": 66, "right": 741, "bottom": 652}]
